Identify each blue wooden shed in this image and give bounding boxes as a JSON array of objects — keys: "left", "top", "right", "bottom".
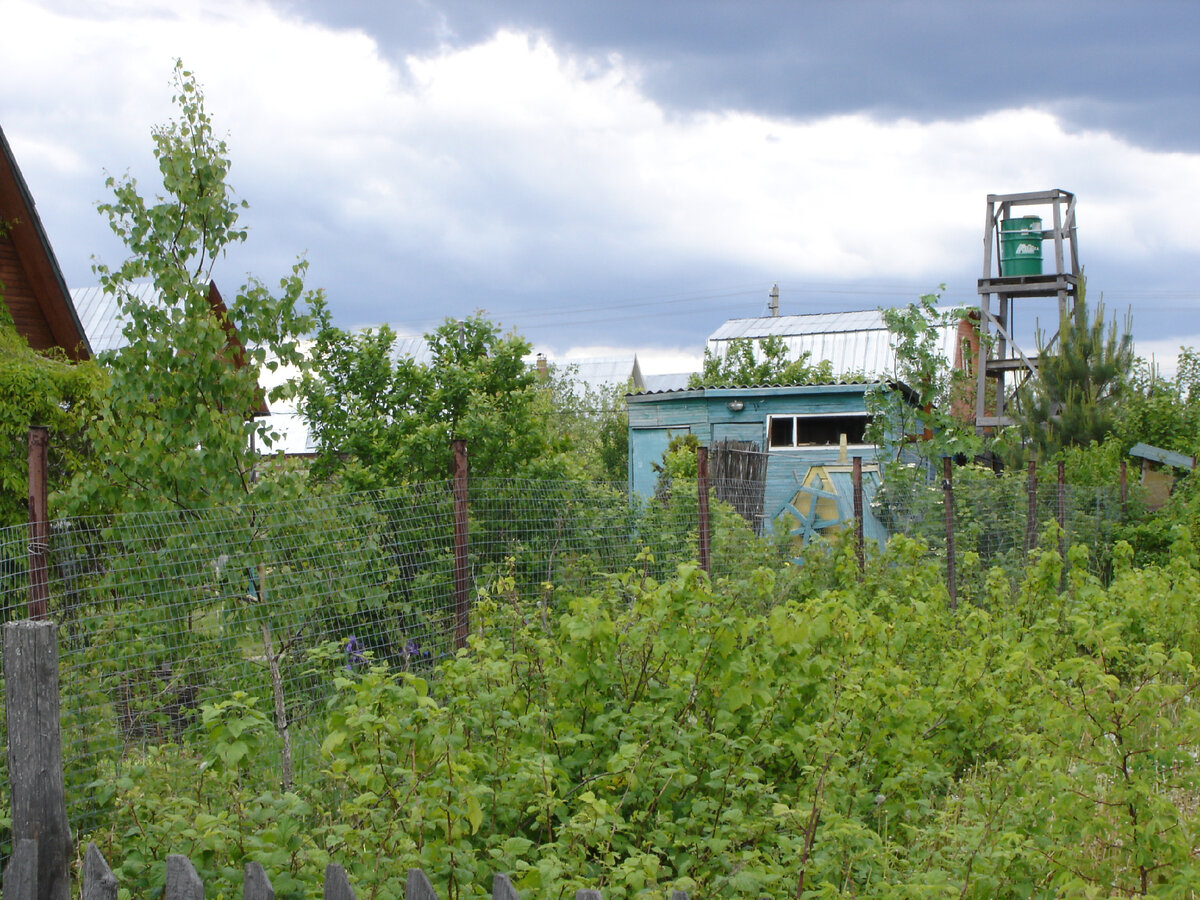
[{"left": 627, "top": 382, "right": 895, "bottom": 548}]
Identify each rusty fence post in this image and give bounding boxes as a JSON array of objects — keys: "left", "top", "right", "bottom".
[
  {"left": 27, "top": 427, "right": 49, "bottom": 620},
  {"left": 943, "top": 457, "right": 957, "bottom": 610},
  {"left": 1057, "top": 460, "right": 1067, "bottom": 589},
  {"left": 1119, "top": 459, "right": 1127, "bottom": 521},
  {"left": 852, "top": 456, "right": 864, "bottom": 575},
  {"left": 697, "top": 446, "right": 711, "bottom": 575},
  {"left": 452, "top": 439, "right": 469, "bottom": 651},
  {"left": 1025, "top": 458, "right": 1038, "bottom": 555}
]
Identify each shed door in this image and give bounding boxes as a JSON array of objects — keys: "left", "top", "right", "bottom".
[{"left": 630, "top": 427, "right": 690, "bottom": 498}]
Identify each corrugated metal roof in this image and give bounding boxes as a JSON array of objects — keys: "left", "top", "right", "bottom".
[
  {"left": 1129, "top": 442, "right": 1195, "bottom": 469},
  {"left": 640, "top": 372, "right": 693, "bottom": 392},
  {"left": 629, "top": 379, "right": 888, "bottom": 397},
  {"left": 70, "top": 283, "right": 158, "bottom": 355},
  {"left": 707, "top": 308, "right": 964, "bottom": 379}
]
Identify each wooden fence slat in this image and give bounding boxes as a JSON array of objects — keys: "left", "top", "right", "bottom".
[
  {"left": 4, "top": 621, "right": 71, "bottom": 900},
  {"left": 669, "top": 892, "right": 690, "bottom": 900},
  {"left": 244, "top": 861, "right": 275, "bottom": 900},
  {"left": 407, "top": 868, "right": 439, "bottom": 900},
  {"left": 3, "top": 838, "right": 37, "bottom": 900},
  {"left": 576, "top": 891, "right": 604, "bottom": 900},
  {"left": 324, "top": 864, "right": 356, "bottom": 900},
  {"left": 492, "top": 873, "right": 520, "bottom": 900},
  {"left": 81, "top": 844, "right": 117, "bottom": 900},
  {"left": 164, "top": 856, "right": 204, "bottom": 900}
]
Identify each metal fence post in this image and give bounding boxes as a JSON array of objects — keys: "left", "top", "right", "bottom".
[
  {"left": 1119, "top": 459, "right": 1127, "bottom": 521},
  {"left": 1025, "top": 458, "right": 1038, "bottom": 555},
  {"left": 943, "top": 457, "right": 956, "bottom": 610},
  {"left": 27, "top": 426, "right": 49, "bottom": 620},
  {"left": 852, "top": 456, "right": 864, "bottom": 575},
  {"left": 452, "top": 440, "right": 470, "bottom": 651},
  {"left": 1057, "top": 460, "right": 1067, "bottom": 589},
  {"left": 696, "top": 446, "right": 711, "bottom": 575}
]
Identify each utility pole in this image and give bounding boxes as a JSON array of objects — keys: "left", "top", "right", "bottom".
[{"left": 768, "top": 283, "right": 779, "bottom": 317}]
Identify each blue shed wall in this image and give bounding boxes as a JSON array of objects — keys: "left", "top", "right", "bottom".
[{"left": 627, "top": 385, "right": 881, "bottom": 521}]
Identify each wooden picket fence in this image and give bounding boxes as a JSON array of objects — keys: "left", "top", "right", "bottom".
[{"left": 0, "top": 838, "right": 693, "bottom": 900}]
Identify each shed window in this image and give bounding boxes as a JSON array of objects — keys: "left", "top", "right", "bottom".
[{"left": 767, "top": 414, "right": 871, "bottom": 449}]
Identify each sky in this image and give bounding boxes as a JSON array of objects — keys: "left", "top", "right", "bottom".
[{"left": 3, "top": 0, "right": 1199, "bottom": 375}]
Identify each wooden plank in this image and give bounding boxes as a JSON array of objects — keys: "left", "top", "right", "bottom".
[
  {"left": 406, "top": 868, "right": 439, "bottom": 900},
  {"left": 323, "top": 864, "right": 356, "bottom": 900},
  {"left": 670, "top": 892, "right": 690, "bottom": 900},
  {"left": 3, "top": 839, "right": 37, "bottom": 900},
  {"left": 164, "top": 856, "right": 204, "bottom": 900},
  {"left": 575, "top": 891, "right": 604, "bottom": 900},
  {"left": 1051, "top": 194, "right": 1066, "bottom": 275},
  {"left": 81, "top": 845, "right": 117, "bottom": 900},
  {"left": 492, "top": 874, "right": 521, "bottom": 900},
  {"left": 244, "top": 862, "right": 275, "bottom": 900},
  {"left": 986, "top": 188, "right": 1068, "bottom": 204},
  {"left": 4, "top": 621, "right": 71, "bottom": 900}
]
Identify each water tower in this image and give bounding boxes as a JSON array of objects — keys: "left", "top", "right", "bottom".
[{"left": 974, "top": 189, "right": 1081, "bottom": 433}]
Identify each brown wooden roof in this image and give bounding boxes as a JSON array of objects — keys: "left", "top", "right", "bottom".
[{"left": 0, "top": 125, "right": 90, "bottom": 360}]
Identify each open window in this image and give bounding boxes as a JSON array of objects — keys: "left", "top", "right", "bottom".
[{"left": 767, "top": 413, "right": 871, "bottom": 449}]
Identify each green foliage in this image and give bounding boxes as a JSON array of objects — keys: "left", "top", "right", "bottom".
[
  {"left": 83, "top": 532, "right": 1200, "bottom": 899},
  {"left": 1106, "top": 348, "right": 1200, "bottom": 460},
  {"left": 0, "top": 306, "right": 104, "bottom": 527},
  {"left": 299, "top": 306, "right": 561, "bottom": 488},
  {"left": 539, "top": 364, "right": 629, "bottom": 483},
  {"left": 66, "top": 61, "right": 315, "bottom": 515},
  {"left": 1014, "top": 283, "right": 1134, "bottom": 459},
  {"left": 688, "top": 335, "right": 836, "bottom": 388},
  {"left": 867, "top": 290, "right": 980, "bottom": 466}
]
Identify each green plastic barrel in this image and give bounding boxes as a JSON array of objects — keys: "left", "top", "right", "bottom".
[{"left": 999, "top": 216, "right": 1042, "bottom": 276}]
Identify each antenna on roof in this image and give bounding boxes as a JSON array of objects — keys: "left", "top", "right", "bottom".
[{"left": 768, "top": 283, "right": 779, "bottom": 317}]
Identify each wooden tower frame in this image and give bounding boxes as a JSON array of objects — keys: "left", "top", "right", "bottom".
[{"left": 974, "top": 189, "right": 1080, "bottom": 433}]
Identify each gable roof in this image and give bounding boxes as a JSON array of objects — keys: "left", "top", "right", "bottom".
[{"left": 0, "top": 125, "right": 90, "bottom": 359}]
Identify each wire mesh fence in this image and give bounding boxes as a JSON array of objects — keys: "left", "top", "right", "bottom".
[
  {"left": 0, "top": 462, "right": 1152, "bottom": 840},
  {"left": 0, "top": 478, "right": 715, "bottom": 836}
]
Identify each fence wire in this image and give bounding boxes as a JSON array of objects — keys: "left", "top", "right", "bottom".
[{"left": 0, "top": 468, "right": 1148, "bottom": 839}]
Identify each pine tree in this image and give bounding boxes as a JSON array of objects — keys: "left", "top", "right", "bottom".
[{"left": 1016, "top": 282, "right": 1133, "bottom": 457}]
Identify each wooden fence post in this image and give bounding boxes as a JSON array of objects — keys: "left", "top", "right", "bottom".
[
  {"left": 3, "top": 839, "right": 38, "bottom": 900},
  {"left": 82, "top": 844, "right": 117, "bottom": 900},
  {"left": 697, "top": 445, "right": 711, "bottom": 574},
  {"left": 852, "top": 456, "right": 864, "bottom": 575},
  {"left": 452, "top": 439, "right": 470, "bottom": 651},
  {"left": 244, "top": 862, "right": 275, "bottom": 900},
  {"left": 165, "top": 856, "right": 204, "bottom": 900},
  {"left": 493, "top": 874, "right": 521, "bottom": 900},
  {"left": 1025, "top": 458, "right": 1037, "bottom": 554},
  {"left": 407, "top": 869, "right": 439, "bottom": 900},
  {"left": 27, "top": 426, "right": 49, "bottom": 620},
  {"left": 576, "top": 891, "right": 604, "bottom": 900},
  {"left": 943, "top": 458, "right": 956, "bottom": 610},
  {"left": 324, "top": 864, "right": 356, "bottom": 900},
  {"left": 4, "top": 620, "right": 71, "bottom": 900}
]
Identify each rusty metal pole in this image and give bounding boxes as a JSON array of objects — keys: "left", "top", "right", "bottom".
[
  {"left": 852, "top": 456, "right": 864, "bottom": 575},
  {"left": 27, "top": 427, "right": 49, "bottom": 620},
  {"left": 1057, "top": 460, "right": 1068, "bottom": 591},
  {"left": 943, "top": 457, "right": 956, "bottom": 610},
  {"left": 1119, "top": 459, "right": 1127, "bottom": 521},
  {"left": 1025, "top": 458, "right": 1038, "bottom": 554},
  {"left": 452, "top": 440, "right": 469, "bottom": 651},
  {"left": 697, "top": 446, "right": 711, "bottom": 575}
]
